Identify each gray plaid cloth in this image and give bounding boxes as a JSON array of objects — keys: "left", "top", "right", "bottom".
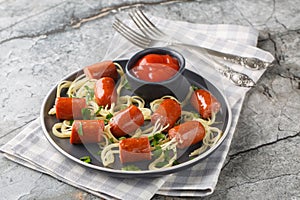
[{"left": 0, "top": 15, "right": 273, "bottom": 200}]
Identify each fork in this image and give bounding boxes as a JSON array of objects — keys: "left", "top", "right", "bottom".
[
  {"left": 113, "top": 17, "right": 255, "bottom": 87},
  {"left": 129, "top": 8, "right": 271, "bottom": 71}
]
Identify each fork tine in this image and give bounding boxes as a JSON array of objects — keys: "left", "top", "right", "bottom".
[
  {"left": 128, "top": 12, "right": 149, "bottom": 37},
  {"left": 112, "top": 18, "right": 150, "bottom": 48},
  {"left": 112, "top": 23, "right": 147, "bottom": 49},
  {"left": 114, "top": 18, "right": 150, "bottom": 44},
  {"left": 130, "top": 8, "right": 165, "bottom": 38}
]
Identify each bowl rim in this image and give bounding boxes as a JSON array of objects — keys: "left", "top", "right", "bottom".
[{"left": 125, "top": 47, "right": 186, "bottom": 85}]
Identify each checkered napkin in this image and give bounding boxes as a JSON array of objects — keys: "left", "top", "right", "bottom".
[{"left": 0, "top": 15, "right": 273, "bottom": 200}]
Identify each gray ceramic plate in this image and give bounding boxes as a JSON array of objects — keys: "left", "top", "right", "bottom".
[{"left": 40, "top": 59, "right": 232, "bottom": 178}]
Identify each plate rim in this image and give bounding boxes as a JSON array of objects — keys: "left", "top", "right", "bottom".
[{"left": 40, "top": 59, "right": 232, "bottom": 177}]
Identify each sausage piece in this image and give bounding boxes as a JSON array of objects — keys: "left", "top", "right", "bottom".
[
  {"left": 109, "top": 105, "right": 144, "bottom": 137},
  {"left": 151, "top": 99, "right": 181, "bottom": 131},
  {"left": 94, "top": 77, "right": 117, "bottom": 107},
  {"left": 190, "top": 89, "right": 221, "bottom": 119},
  {"left": 119, "top": 137, "right": 151, "bottom": 163},
  {"left": 83, "top": 60, "right": 118, "bottom": 81},
  {"left": 70, "top": 120, "right": 105, "bottom": 144},
  {"left": 168, "top": 121, "right": 205, "bottom": 149},
  {"left": 55, "top": 97, "right": 87, "bottom": 120}
]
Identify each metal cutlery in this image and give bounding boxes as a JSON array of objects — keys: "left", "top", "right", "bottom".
[
  {"left": 112, "top": 15, "right": 255, "bottom": 87},
  {"left": 129, "top": 8, "right": 272, "bottom": 71}
]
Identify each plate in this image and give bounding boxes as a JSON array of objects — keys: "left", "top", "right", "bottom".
[{"left": 40, "top": 59, "right": 232, "bottom": 177}]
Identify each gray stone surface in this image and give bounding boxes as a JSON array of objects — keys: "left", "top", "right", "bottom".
[{"left": 0, "top": 0, "right": 299, "bottom": 199}]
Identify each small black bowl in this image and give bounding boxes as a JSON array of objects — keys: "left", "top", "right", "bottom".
[{"left": 125, "top": 47, "right": 190, "bottom": 102}]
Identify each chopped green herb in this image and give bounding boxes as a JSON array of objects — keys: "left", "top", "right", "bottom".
[
  {"left": 69, "top": 119, "right": 74, "bottom": 126},
  {"left": 104, "top": 113, "right": 114, "bottom": 125},
  {"left": 172, "top": 160, "right": 180, "bottom": 166},
  {"left": 155, "top": 161, "right": 169, "bottom": 168},
  {"left": 124, "top": 79, "right": 132, "bottom": 90},
  {"left": 148, "top": 136, "right": 154, "bottom": 140},
  {"left": 152, "top": 146, "right": 162, "bottom": 158},
  {"left": 164, "top": 149, "right": 171, "bottom": 161},
  {"left": 150, "top": 133, "right": 166, "bottom": 146},
  {"left": 189, "top": 156, "right": 196, "bottom": 160},
  {"left": 121, "top": 165, "right": 141, "bottom": 171},
  {"left": 96, "top": 150, "right": 102, "bottom": 156},
  {"left": 84, "top": 85, "right": 95, "bottom": 101},
  {"left": 192, "top": 85, "right": 199, "bottom": 91},
  {"left": 154, "top": 133, "right": 166, "bottom": 141},
  {"left": 109, "top": 138, "right": 114, "bottom": 144},
  {"left": 80, "top": 156, "right": 91, "bottom": 163},
  {"left": 106, "top": 113, "right": 113, "bottom": 120},
  {"left": 154, "top": 148, "right": 175, "bottom": 168},
  {"left": 78, "top": 122, "right": 83, "bottom": 136},
  {"left": 95, "top": 106, "right": 103, "bottom": 115},
  {"left": 81, "top": 108, "right": 92, "bottom": 120},
  {"left": 118, "top": 137, "right": 126, "bottom": 141}
]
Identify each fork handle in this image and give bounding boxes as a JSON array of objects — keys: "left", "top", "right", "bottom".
[
  {"left": 206, "top": 49, "right": 272, "bottom": 70},
  {"left": 173, "top": 45, "right": 256, "bottom": 87},
  {"left": 165, "top": 34, "right": 272, "bottom": 70}
]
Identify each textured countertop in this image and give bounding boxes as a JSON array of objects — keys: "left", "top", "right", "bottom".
[{"left": 1, "top": 0, "right": 299, "bottom": 199}]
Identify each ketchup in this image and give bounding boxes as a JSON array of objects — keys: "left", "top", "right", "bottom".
[{"left": 131, "top": 54, "right": 179, "bottom": 82}]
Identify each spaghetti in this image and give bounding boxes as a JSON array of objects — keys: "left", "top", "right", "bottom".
[{"left": 48, "top": 61, "right": 223, "bottom": 170}]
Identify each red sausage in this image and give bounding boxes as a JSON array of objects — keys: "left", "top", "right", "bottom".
[
  {"left": 190, "top": 89, "right": 221, "bottom": 119},
  {"left": 109, "top": 105, "right": 144, "bottom": 137},
  {"left": 55, "top": 97, "right": 87, "bottom": 120},
  {"left": 151, "top": 99, "right": 181, "bottom": 131},
  {"left": 168, "top": 121, "right": 205, "bottom": 149},
  {"left": 94, "top": 77, "right": 117, "bottom": 107},
  {"left": 119, "top": 137, "right": 151, "bottom": 163},
  {"left": 70, "top": 120, "right": 105, "bottom": 144},
  {"left": 83, "top": 61, "right": 118, "bottom": 81}
]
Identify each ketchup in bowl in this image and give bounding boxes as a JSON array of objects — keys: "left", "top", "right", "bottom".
[
  {"left": 130, "top": 54, "right": 179, "bottom": 82},
  {"left": 125, "top": 47, "right": 189, "bottom": 101}
]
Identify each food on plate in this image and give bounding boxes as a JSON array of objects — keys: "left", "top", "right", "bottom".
[
  {"left": 70, "top": 120, "right": 105, "bottom": 144},
  {"left": 109, "top": 105, "right": 145, "bottom": 137},
  {"left": 168, "top": 121, "right": 205, "bottom": 149},
  {"left": 84, "top": 60, "right": 118, "bottom": 81},
  {"left": 151, "top": 98, "right": 181, "bottom": 131},
  {"left": 130, "top": 54, "right": 179, "bottom": 82},
  {"left": 55, "top": 97, "right": 87, "bottom": 120},
  {"left": 94, "top": 77, "right": 117, "bottom": 107},
  {"left": 190, "top": 89, "right": 221, "bottom": 119},
  {"left": 48, "top": 59, "right": 223, "bottom": 171},
  {"left": 119, "top": 137, "right": 152, "bottom": 163}
]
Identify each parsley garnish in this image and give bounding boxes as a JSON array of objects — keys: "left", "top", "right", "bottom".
[
  {"left": 121, "top": 165, "right": 141, "bottom": 171},
  {"left": 84, "top": 85, "right": 94, "bottom": 101},
  {"left": 104, "top": 113, "right": 114, "bottom": 125},
  {"left": 118, "top": 137, "right": 126, "bottom": 141},
  {"left": 78, "top": 122, "right": 83, "bottom": 136},
  {"left": 95, "top": 106, "right": 103, "bottom": 115},
  {"left": 123, "top": 79, "right": 132, "bottom": 90},
  {"left": 80, "top": 156, "right": 91, "bottom": 163},
  {"left": 81, "top": 108, "right": 92, "bottom": 120},
  {"left": 106, "top": 113, "right": 113, "bottom": 120},
  {"left": 149, "top": 133, "right": 166, "bottom": 147},
  {"left": 69, "top": 120, "right": 74, "bottom": 126},
  {"left": 192, "top": 85, "right": 199, "bottom": 91},
  {"left": 155, "top": 161, "right": 169, "bottom": 168},
  {"left": 152, "top": 146, "right": 162, "bottom": 158},
  {"left": 154, "top": 149, "right": 173, "bottom": 168}
]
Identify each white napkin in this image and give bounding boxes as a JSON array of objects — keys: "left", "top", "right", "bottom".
[{"left": 0, "top": 15, "right": 273, "bottom": 200}]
